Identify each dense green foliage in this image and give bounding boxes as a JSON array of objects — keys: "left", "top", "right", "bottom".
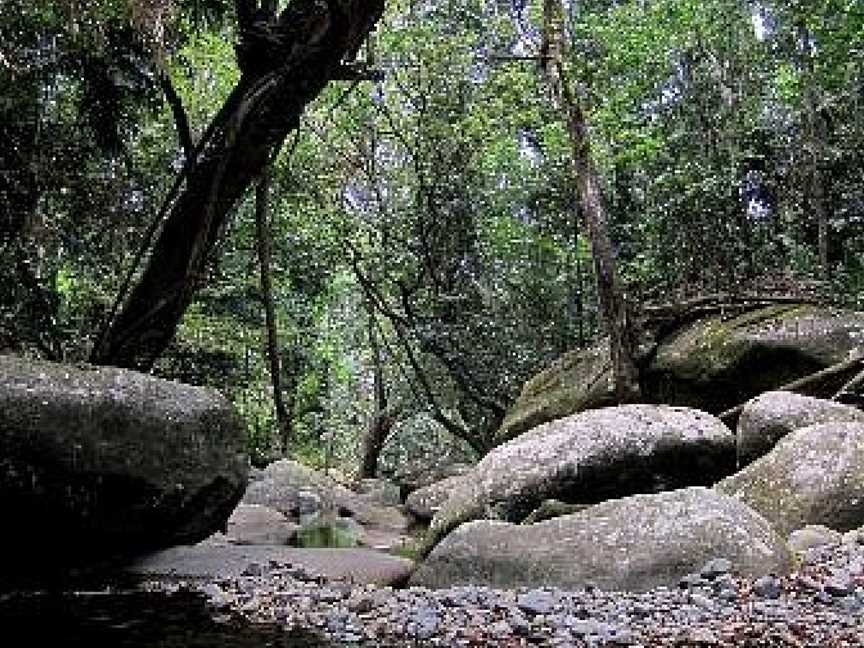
[{"left": 3, "top": 0, "right": 863, "bottom": 470}]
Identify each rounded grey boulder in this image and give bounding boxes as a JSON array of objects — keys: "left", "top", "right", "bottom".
[
  {"left": 737, "top": 391, "right": 864, "bottom": 467},
  {"left": 411, "top": 487, "right": 791, "bottom": 591},
  {"left": 0, "top": 355, "right": 248, "bottom": 576},
  {"left": 717, "top": 422, "right": 864, "bottom": 537}
]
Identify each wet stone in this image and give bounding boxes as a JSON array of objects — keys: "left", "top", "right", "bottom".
[
  {"left": 700, "top": 558, "right": 733, "bottom": 580},
  {"left": 824, "top": 574, "right": 853, "bottom": 597},
  {"left": 753, "top": 575, "right": 783, "bottom": 599},
  {"left": 517, "top": 590, "right": 558, "bottom": 616}
]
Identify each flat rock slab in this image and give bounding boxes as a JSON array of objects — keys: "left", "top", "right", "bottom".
[
  {"left": 412, "top": 487, "right": 791, "bottom": 591},
  {"left": 129, "top": 544, "right": 414, "bottom": 586}
]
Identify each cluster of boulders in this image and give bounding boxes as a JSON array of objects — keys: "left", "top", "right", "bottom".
[
  {"left": 3, "top": 302, "right": 864, "bottom": 602},
  {"left": 0, "top": 355, "right": 415, "bottom": 587},
  {"left": 408, "top": 389, "right": 864, "bottom": 593}
]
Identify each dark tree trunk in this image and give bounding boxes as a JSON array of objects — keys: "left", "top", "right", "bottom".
[
  {"left": 254, "top": 167, "right": 292, "bottom": 455},
  {"left": 90, "top": 0, "right": 385, "bottom": 370},
  {"left": 359, "top": 301, "right": 396, "bottom": 478},
  {"left": 799, "top": 22, "right": 829, "bottom": 276},
  {"left": 542, "top": 0, "right": 640, "bottom": 403}
]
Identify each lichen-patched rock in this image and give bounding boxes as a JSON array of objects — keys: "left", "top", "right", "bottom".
[
  {"left": 411, "top": 487, "right": 791, "bottom": 591},
  {"left": 423, "top": 404, "right": 735, "bottom": 553},
  {"left": 736, "top": 391, "right": 864, "bottom": 467},
  {"left": 0, "top": 355, "right": 248, "bottom": 576},
  {"left": 717, "top": 422, "right": 864, "bottom": 537}
]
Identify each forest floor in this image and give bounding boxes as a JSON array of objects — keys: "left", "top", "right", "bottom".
[{"left": 140, "top": 538, "right": 864, "bottom": 647}]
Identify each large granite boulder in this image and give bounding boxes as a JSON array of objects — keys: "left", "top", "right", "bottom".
[
  {"left": 424, "top": 404, "right": 735, "bottom": 553},
  {"left": 411, "top": 487, "right": 791, "bottom": 591},
  {"left": 737, "top": 391, "right": 864, "bottom": 467},
  {"left": 716, "top": 422, "right": 864, "bottom": 537},
  {"left": 498, "top": 304, "right": 864, "bottom": 444},
  {"left": 0, "top": 355, "right": 248, "bottom": 576}
]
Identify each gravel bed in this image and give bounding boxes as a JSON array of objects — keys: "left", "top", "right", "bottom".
[{"left": 142, "top": 540, "right": 864, "bottom": 647}]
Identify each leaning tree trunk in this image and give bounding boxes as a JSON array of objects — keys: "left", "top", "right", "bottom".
[
  {"left": 541, "top": 0, "right": 640, "bottom": 403},
  {"left": 90, "top": 0, "right": 385, "bottom": 370}
]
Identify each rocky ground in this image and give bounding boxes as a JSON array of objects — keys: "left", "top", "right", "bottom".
[{"left": 140, "top": 538, "right": 864, "bottom": 647}]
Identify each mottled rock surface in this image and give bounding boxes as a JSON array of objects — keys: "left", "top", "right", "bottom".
[
  {"left": 788, "top": 525, "right": 843, "bottom": 554},
  {"left": 717, "top": 422, "right": 864, "bottom": 537},
  {"left": 737, "top": 391, "right": 864, "bottom": 467},
  {"left": 497, "top": 341, "right": 615, "bottom": 444},
  {"left": 425, "top": 404, "right": 735, "bottom": 552},
  {"left": 0, "top": 354, "right": 248, "bottom": 575},
  {"left": 412, "top": 487, "right": 791, "bottom": 591}
]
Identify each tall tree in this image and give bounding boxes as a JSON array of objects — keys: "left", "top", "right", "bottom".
[
  {"left": 541, "top": 0, "right": 641, "bottom": 402},
  {"left": 254, "top": 164, "right": 293, "bottom": 455},
  {"left": 90, "top": 0, "right": 385, "bottom": 370}
]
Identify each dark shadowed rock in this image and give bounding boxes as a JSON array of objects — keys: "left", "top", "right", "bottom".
[
  {"left": 424, "top": 405, "right": 735, "bottom": 553},
  {"left": 0, "top": 355, "right": 248, "bottom": 577},
  {"left": 716, "top": 422, "right": 864, "bottom": 537},
  {"left": 736, "top": 391, "right": 864, "bottom": 467},
  {"left": 411, "top": 487, "right": 791, "bottom": 591},
  {"left": 520, "top": 498, "right": 588, "bottom": 525},
  {"left": 498, "top": 304, "right": 864, "bottom": 444}
]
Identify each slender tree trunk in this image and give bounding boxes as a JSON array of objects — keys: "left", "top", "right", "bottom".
[
  {"left": 254, "top": 167, "right": 292, "bottom": 455},
  {"left": 90, "top": 0, "right": 385, "bottom": 370},
  {"left": 799, "top": 22, "right": 829, "bottom": 276},
  {"left": 542, "top": 0, "right": 640, "bottom": 402},
  {"left": 359, "top": 305, "right": 396, "bottom": 478}
]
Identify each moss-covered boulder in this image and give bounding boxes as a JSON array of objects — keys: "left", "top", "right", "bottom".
[
  {"left": 410, "top": 487, "right": 791, "bottom": 591},
  {"left": 644, "top": 304, "right": 863, "bottom": 413},
  {"left": 423, "top": 404, "right": 734, "bottom": 554},
  {"left": 496, "top": 341, "right": 616, "bottom": 444},
  {"left": 736, "top": 391, "right": 864, "bottom": 467},
  {"left": 0, "top": 355, "right": 249, "bottom": 578},
  {"left": 716, "top": 422, "right": 864, "bottom": 537},
  {"left": 498, "top": 304, "right": 864, "bottom": 444}
]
